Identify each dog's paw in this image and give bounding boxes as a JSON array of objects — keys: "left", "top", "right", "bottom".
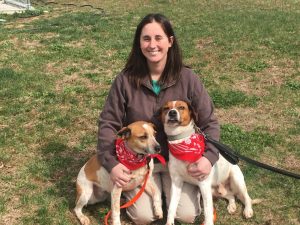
[
  {"left": 204, "top": 222, "right": 214, "bottom": 225},
  {"left": 111, "top": 220, "right": 121, "bottom": 225},
  {"left": 227, "top": 202, "right": 237, "bottom": 214},
  {"left": 79, "top": 215, "right": 90, "bottom": 225},
  {"left": 154, "top": 208, "right": 163, "bottom": 219},
  {"left": 243, "top": 207, "right": 253, "bottom": 218},
  {"left": 165, "top": 219, "right": 175, "bottom": 225}
]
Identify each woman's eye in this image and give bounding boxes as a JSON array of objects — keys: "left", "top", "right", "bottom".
[
  {"left": 143, "top": 37, "right": 151, "bottom": 42},
  {"left": 155, "top": 36, "right": 163, "bottom": 41}
]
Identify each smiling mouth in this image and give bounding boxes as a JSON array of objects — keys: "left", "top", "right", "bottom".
[{"left": 149, "top": 51, "right": 159, "bottom": 55}]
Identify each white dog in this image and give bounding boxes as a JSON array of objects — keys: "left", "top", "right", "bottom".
[
  {"left": 74, "top": 121, "right": 163, "bottom": 225},
  {"left": 161, "top": 101, "right": 260, "bottom": 225}
]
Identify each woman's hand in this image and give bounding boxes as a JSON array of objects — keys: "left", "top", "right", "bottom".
[
  {"left": 110, "top": 163, "right": 132, "bottom": 188},
  {"left": 187, "top": 157, "right": 212, "bottom": 181}
]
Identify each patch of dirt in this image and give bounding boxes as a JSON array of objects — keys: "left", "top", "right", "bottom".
[
  {"left": 45, "top": 62, "right": 65, "bottom": 75},
  {"left": 249, "top": 58, "right": 297, "bottom": 91},
  {"left": 233, "top": 74, "right": 270, "bottom": 97},
  {"left": 215, "top": 102, "right": 293, "bottom": 133},
  {"left": 55, "top": 74, "right": 98, "bottom": 92},
  {"left": 196, "top": 37, "right": 214, "bottom": 50},
  {"left": 4, "top": 15, "right": 42, "bottom": 29},
  {"left": 260, "top": 151, "right": 281, "bottom": 167},
  {"left": 0, "top": 158, "right": 29, "bottom": 225},
  {"left": 64, "top": 38, "right": 97, "bottom": 49},
  {"left": 43, "top": 32, "right": 60, "bottom": 39},
  {"left": 1, "top": 196, "right": 24, "bottom": 225},
  {"left": 283, "top": 153, "right": 300, "bottom": 172}
]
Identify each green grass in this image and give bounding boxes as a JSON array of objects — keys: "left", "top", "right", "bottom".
[
  {"left": 0, "top": 0, "right": 299, "bottom": 224},
  {"left": 211, "top": 90, "right": 259, "bottom": 108}
]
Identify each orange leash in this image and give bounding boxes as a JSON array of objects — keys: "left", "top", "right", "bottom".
[
  {"left": 104, "top": 170, "right": 150, "bottom": 225},
  {"left": 200, "top": 208, "right": 217, "bottom": 225},
  {"left": 104, "top": 169, "right": 217, "bottom": 225}
]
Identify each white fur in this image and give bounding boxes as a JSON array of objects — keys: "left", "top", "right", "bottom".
[
  {"left": 163, "top": 101, "right": 259, "bottom": 225},
  {"left": 74, "top": 122, "right": 163, "bottom": 225}
]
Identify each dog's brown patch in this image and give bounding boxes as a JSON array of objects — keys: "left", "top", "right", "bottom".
[
  {"left": 126, "top": 121, "right": 156, "bottom": 149},
  {"left": 128, "top": 121, "right": 151, "bottom": 137},
  {"left": 161, "top": 101, "right": 192, "bottom": 125},
  {"left": 84, "top": 155, "right": 101, "bottom": 183},
  {"left": 175, "top": 101, "right": 192, "bottom": 126}
]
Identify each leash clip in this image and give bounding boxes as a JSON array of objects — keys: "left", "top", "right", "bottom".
[{"left": 194, "top": 125, "right": 207, "bottom": 139}]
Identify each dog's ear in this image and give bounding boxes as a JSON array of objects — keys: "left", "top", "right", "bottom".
[
  {"left": 116, "top": 127, "right": 131, "bottom": 139},
  {"left": 157, "top": 106, "right": 163, "bottom": 118},
  {"left": 148, "top": 122, "right": 157, "bottom": 133},
  {"left": 187, "top": 102, "right": 197, "bottom": 121},
  {"left": 157, "top": 104, "right": 168, "bottom": 122}
]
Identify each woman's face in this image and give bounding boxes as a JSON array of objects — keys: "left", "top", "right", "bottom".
[{"left": 140, "top": 21, "right": 173, "bottom": 66}]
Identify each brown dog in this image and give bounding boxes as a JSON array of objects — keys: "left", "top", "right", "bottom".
[{"left": 74, "top": 121, "right": 163, "bottom": 225}]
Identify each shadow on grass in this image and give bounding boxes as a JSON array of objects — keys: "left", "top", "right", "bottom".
[{"left": 37, "top": 140, "right": 115, "bottom": 224}]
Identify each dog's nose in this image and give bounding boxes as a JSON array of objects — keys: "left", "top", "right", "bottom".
[
  {"left": 168, "top": 109, "right": 177, "bottom": 118},
  {"left": 154, "top": 145, "right": 161, "bottom": 153}
]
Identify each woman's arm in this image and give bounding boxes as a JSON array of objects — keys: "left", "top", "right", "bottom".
[
  {"left": 190, "top": 73, "right": 220, "bottom": 166},
  {"left": 97, "top": 75, "right": 126, "bottom": 172}
]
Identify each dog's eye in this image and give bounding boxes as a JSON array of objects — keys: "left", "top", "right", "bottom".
[
  {"left": 139, "top": 135, "right": 148, "bottom": 140},
  {"left": 163, "top": 107, "right": 169, "bottom": 112},
  {"left": 178, "top": 106, "right": 185, "bottom": 110}
]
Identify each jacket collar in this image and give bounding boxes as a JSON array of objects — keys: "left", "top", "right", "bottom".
[
  {"left": 166, "top": 125, "right": 196, "bottom": 141},
  {"left": 141, "top": 76, "right": 177, "bottom": 92}
]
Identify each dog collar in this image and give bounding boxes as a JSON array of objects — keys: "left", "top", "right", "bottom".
[
  {"left": 167, "top": 128, "right": 195, "bottom": 141},
  {"left": 116, "top": 138, "right": 166, "bottom": 170},
  {"left": 168, "top": 133, "right": 205, "bottom": 163}
]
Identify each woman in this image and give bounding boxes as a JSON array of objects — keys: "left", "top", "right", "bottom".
[{"left": 97, "top": 13, "right": 220, "bottom": 224}]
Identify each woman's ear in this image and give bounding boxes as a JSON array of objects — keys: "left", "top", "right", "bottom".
[{"left": 169, "top": 36, "right": 174, "bottom": 47}]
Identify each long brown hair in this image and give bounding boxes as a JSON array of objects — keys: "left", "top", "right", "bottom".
[{"left": 124, "top": 13, "right": 183, "bottom": 87}]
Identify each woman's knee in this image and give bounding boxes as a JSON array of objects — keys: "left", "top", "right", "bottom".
[
  {"left": 126, "top": 206, "right": 155, "bottom": 225},
  {"left": 176, "top": 212, "right": 197, "bottom": 223},
  {"left": 175, "top": 207, "right": 199, "bottom": 224},
  {"left": 174, "top": 183, "right": 201, "bottom": 223}
]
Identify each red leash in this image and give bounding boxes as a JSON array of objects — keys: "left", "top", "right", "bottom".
[{"left": 104, "top": 170, "right": 150, "bottom": 225}]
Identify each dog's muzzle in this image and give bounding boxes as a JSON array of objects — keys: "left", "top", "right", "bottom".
[
  {"left": 144, "top": 144, "right": 161, "bottom": 154},
  {"left": 154, "top": 144, "right": 161, "bottom": 153},
  {"left": 167, "top": 109, "right": 179, "bottom": 123}
]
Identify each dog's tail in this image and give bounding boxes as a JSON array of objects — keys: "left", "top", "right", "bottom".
[{"left": 252, "top": 198, "right": 263, "bottom": 204}]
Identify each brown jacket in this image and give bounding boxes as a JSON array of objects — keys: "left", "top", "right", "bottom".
[{"left": 97, "top": 67, "right": 220, "bottom": 172}]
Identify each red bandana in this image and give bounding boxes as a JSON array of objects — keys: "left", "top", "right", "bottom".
[
  {"left": 116, "top": 138, "right": 166, "bottom": 170},
  {"left": 168, "top": 133, "right": 205, "bottom": 163}
]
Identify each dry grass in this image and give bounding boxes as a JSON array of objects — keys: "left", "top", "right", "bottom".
[{"left": 0, "top": 0, "right": 299, "bottom": 225}]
